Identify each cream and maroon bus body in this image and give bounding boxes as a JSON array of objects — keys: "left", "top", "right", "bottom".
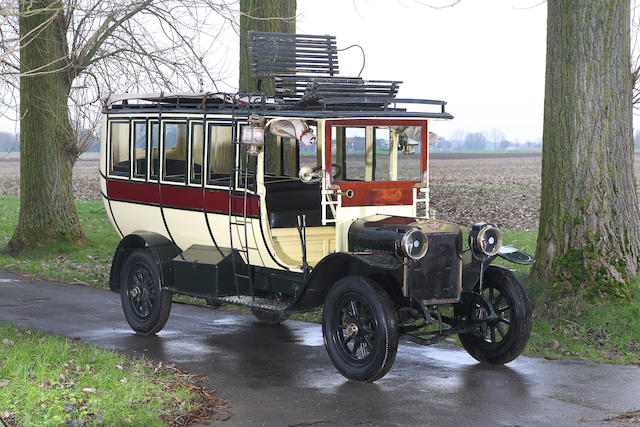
[
  {"left": 101, "top": 92, "right": 534, "bottom": 383},
  {"left": 102, "top": 29, "right": 535, "bottom": 384},
  {"left": 100, "top": 96, "right": 440, "bottom": 304}
]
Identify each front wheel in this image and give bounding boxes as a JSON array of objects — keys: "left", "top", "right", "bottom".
[
  {"left": 457, "top": 266, "right": 531, "bottom": 364},
  {"left": 322, "top": 276, "right": 398, "bottom": 382},
  {"left": 120, "top": 249, "right": 172, "bottom": 335}
]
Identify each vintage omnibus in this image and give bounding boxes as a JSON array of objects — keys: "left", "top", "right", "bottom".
[{"left": 100, "top": 32, "right": 534, "bottom": 382}]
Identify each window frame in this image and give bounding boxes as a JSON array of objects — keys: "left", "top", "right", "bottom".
[
  {"left": 205, "top": 120, "right": 235, "bottom": 188},
  {"left": 107, "top": 119, "right": 131, "bottom": 179},
  {"left": 326, "top": 119, "right": 427, "bottom": 185},
  {"left": 131, "top": 119, "right": 148, "bottom": 181},
  {"left": 160, "top": 119, "right": 189, "bottom": 185},
  {"left": 148, "top": 120, "right": 160, "bottom": 181},
  {"left": 189, "top": 120, "right": 205, "bottom": 187}
]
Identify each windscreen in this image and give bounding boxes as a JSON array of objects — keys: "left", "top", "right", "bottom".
[{"left": 331, "top": 125, "right": 422, "bottom": 182}]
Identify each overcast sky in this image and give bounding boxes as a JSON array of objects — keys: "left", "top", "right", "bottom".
[
  {"left": 295, "top": 0, "right": 548, "bottom": 142},
  {"left": 0, "top": 1, "right": 554, "bottom": 142}
]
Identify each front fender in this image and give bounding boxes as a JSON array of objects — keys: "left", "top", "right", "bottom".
[
  {"left": 497, "top": 246, "right": 535, "bottom": 265},
  {"left": 462, "top": 247, "right": 534, "bottom": 291},
  {"left": 109, "top": 231, "right": 181, "bottom": 292},
  {"left": 291, "top": 252, "right": 402, "bottom": 311}
]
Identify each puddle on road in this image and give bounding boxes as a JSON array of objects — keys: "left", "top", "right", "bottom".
[
  {"left": 210, "top": 316, "right": 247, "bottom": 326},
  {"left": 280, "top": 322, "right": 324, "bottom": 347},
  {"left": 0, "top": 279, "right": 19, "bottom": 283}
]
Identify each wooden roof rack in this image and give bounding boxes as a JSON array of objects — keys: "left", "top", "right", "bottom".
[{"left": 247, "top": 31, "right": 401, "bottom": 105}]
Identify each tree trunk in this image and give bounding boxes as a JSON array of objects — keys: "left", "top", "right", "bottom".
[
  {"left": 8, "top": 1, "right": 84, "bottom": 250},
  {"left": 532, "top": 0, "right": 640, "bottom": 301},
  {"left": 239, "top": 0, "right": 296, "bottom": 96},
  {"left": 239, "top": 0, "right": 296, "bottom": 175}
]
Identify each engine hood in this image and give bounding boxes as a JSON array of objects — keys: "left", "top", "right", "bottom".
[{"left": 348, "top": 214, "right": 462, "bottom": 256}]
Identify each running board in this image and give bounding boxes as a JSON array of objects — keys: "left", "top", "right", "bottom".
[{"left": 218, "top": 295, "right": 291, "bottom": 312}]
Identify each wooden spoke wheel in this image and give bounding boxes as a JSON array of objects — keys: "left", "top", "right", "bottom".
[
  {"left": 322, "top": 276, "right": 398, "bottom": 382},
  {"left": 120, "top": 249, "right": 172, "bottom": 335}
]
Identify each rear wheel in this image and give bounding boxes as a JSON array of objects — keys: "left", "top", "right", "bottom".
[
  {"left": 120, "top": 249, "right": 172, "bottom": 335},
  {"left": 457, "top": 266, "right": 531, "bottom": 364},
  {"left": 322, "top": 276, "right": 398, "bottom": 382},
  {"left": 251, "top": 309, "right": 289, "bottom": 324}
]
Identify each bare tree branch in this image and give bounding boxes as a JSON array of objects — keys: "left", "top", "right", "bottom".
[{"left": 0, "top": 0, "right": 266, "bottom": 158}]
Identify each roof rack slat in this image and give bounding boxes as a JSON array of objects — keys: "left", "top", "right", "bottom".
[{"left": 248, "top": 31, "right": 339, "bottom": 78}]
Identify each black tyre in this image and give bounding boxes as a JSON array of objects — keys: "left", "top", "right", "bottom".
[
  {"left": 120, "top": 249, "right": 172, "bottom": 335},
  {"left": 457, "top": 266, "right": 531, "bottom": 364},
  {"left": 322, "top": 276, "right": 398, "bottom": 382},
  {"left": 251, "top": 308, "right": 289, "bottom": 324}
]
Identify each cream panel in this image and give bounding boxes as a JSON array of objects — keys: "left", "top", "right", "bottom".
[
  {"left": 100, "top": 176, "right": 107, "bottom": 195},
  {"left": 109, "top": 201, "right": 167, "bottom": 239},
  {"left": 232, "top": 218, "right": 266, "bottom": 266},
  {"left": 270, "top": 227, "right": 336, "bottom": 267},
  {"left": 100, "top": 115, "right": 107, "bottom": 176},
  {"left": 163, "top": 208, "right": 211, "bottom": 251},
  {"left": 254, "top": 149, "right": 305, "bottom": 271},
  {"left": 204, "top": 213, "right": 272, "bottom": 267},
  {"left": 207, "top": 212, "right": 231, "bottom": 248},
  {"left": 102, "top": 198, "right": 122, "bottom": 238}
]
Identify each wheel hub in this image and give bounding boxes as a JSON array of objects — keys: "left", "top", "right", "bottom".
[
  {"left": 346, "top": 323, "right": 359, "bottom": 337},
  {"left": 131, "top": 286, "right": 141, "bottom": 298}
]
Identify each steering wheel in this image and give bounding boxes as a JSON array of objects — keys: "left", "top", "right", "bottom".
[{"left": 311, "top": 163, "right": 343, "bottom": 180}]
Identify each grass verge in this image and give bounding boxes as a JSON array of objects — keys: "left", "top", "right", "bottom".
[
  {"left": 1, "top": 195, "right": 639, "bottom": 365},
  {"left": 0, "top": 196, "right": 118, "bottom": 289},
  {"left": 0, "top": 323, "right": 227, "bottom": 426}
]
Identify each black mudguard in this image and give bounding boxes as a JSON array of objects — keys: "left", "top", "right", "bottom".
[
  {"left": 291, "top": 252, "right": 402, "bottom": 311},
  {"left": 109, "top": 231, "right": 181, "bottom": 292},
  {"left": 462, "top": 247, "right": 535, "bottom": 291},
  {"left": 497, "top": 246, "right": 535, "bottom": 265}
]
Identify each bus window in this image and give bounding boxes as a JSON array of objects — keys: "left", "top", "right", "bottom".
[
  {"left": 191, "top": 122, "right": 204, "bottom": 185},
  {"left": 264, "top": 133, "right": 280, "bottom": 176},
  {"left": 281, "top": 138, "right": 299, "bottom": 177},
  {"left": 266, "top": 124, "right": 318, "bottom": 178},
  {"left": 163, "top": 122, "right": 187, "bottom": 183},
  {"left": 208, "top": 125, "right": 232, "bottom": 185},
  {"left": 133, "top": 121, "right": 147, "bottom": 179},
  {"left": 150, "top": 121, "right": 159, "bottom": 180},
  {"left": 109, "top": 121, "right": 130, "bottom": 176},
  {"left": 299, "top": 124, "right": 318, "bottom": 172}
]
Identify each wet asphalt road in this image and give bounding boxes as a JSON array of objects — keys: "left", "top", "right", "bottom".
[{"left": 1, "top": 271, "right": 639, "bottom": 426}]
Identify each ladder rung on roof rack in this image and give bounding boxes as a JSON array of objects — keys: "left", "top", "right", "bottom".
[{"left": 248, "top": 31, "right": 339, "bottom": 78}]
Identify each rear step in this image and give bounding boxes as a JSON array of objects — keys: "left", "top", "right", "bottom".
[{"left": 171, "top": 245, "right": 248, "bottom": 296}]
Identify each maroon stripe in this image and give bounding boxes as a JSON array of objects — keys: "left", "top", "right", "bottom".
[
  {"left": 161, "top": 185, "right": 203, "bottom": 209},
  {"left": 205, "top": 190, "right": 260, "bottom": 216},
  {"left": 107, "top": 179, "right": 259, "bottom": 216},
  {"left": 108, "top": 180, "right": 160, "bottom": 204}
]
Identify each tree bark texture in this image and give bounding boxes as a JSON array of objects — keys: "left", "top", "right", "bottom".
[
  {"left": 9, "top": 1, "right": 84, "bottom": 250},
  {"left": 533, "top": 0, "right": 640, "bottom": 300},
  {"left": 239, "top": 0, "right": 296, "bottom": 96}
]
